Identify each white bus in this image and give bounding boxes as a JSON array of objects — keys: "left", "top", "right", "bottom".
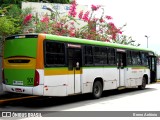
[{"left": 2, "top": 33, "right": 157, "bottom": 98}]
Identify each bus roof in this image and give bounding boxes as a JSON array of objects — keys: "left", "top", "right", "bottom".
[
  {"left": 6, "top": 33, "right": 154, "bottom": 53},
  {"left": 45, "top": 34, "right": 153, "bottom": 52}
]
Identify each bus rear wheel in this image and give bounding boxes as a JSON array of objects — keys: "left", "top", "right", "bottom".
[
  {"left": 138, "top": 77, "right": 146, "bottom": 90},
  {"left": 92, "top": 81, "right": 103, "bottom": 99}
]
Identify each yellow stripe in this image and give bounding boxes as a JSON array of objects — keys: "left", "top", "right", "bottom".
[
  {"left": 44, "top": 68, "right": 82, "bottom": 76},
  {"left": 157, "top": 80, "right": 160, "bottom": 82},
  {"left": 0, "top": 96, "right": 39, "bottom": 104},
  {"left": 132, "top": 67, "right": 149, "bottom": 69},
  {"left": 3, "top": 57, "right": 36, "bottom": 69}
]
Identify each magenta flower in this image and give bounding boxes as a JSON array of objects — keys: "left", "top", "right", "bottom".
[
  {"left": 117, "top": 29, "right": 123, "bottom": 34},
  {"left": 99, "top": 18, "right": 105, "bottom": 23},
  {"left": 108, "top": 22, "right": 115, "bottom": 28},
  {"left": 68, "top": 0, "right": 77, "bottom": 17},
  {"left": 70, "top": 22, "right": 74, "bottom": 25},
  {"left": 82, "top": 11, "right": 90, "bottom": 22},
  {"left": 91, "top": 5, "right": 101, "bottom": 11},
  {"left": 78, "top": 10, "right": 83, "bottom": 19},
  {"left": 41, "top": 16, "right": 49, "bottom": 23},
  {"left": 106, "top": 15, "right": 113, "bottom": 20},
  {"left": 23, "top": 14, "right": 32, "bottom": 25},
  {"left": 93, "top": 18, "right": 98, "bottom": 22}
]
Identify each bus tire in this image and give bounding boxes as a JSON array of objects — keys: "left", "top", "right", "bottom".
[
  {"left": 92, "top": 81, "right": 103, "bottom": 99},
  {"left": 138, "top": 77, "right": 146, "bottom": 90}
]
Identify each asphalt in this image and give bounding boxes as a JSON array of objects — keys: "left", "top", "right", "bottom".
[{"left": 0, "top": 80, "right": 159, "bottom": 104}]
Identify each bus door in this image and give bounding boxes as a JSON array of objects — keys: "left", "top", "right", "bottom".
[
  {"left": 148, "top": 55, "right": 157, "bottom": 83},
  {"left": 117, "top": 50, "right": 127, "bottom": 87},
  {"left": 67, "top": 44, "right": 82, "bottom": 94}
]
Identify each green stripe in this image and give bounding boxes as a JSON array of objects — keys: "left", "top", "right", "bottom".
[
  {"left": 82, "top": 66, "right": 117, "bottom": 69},
  {"left": 4, "top": 38, "right": 37, "bottom": 58},
  {"left": 44, "top": 66, "right": 148, "bottom": 69},
  {"left": 126, "top": 66, "right": 149, "bottom": 69},
  {"left": 46, "top": 34, "right": 153, "bottom": 52}
]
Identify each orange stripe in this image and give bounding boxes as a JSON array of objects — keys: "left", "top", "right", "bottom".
[
  {"left": 36, "top": 34, "right": 45, "bottom": 69},
  {"left": 0, "top": 96, "right": 39, "bottom": 104}
]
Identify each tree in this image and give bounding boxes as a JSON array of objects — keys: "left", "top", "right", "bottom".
[
  {"left": 0, "top": 17, "right": 17, "bottom": 42},
  {"left": 114, "top": 35, "right": 140, "bottom": 46},
  {"left": 0, "top": 6, "right": 20, "bottom": 45}
]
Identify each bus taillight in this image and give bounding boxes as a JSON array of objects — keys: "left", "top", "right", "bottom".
[{"left": 34, "top": 70, "right": 39, "bottom": 86}]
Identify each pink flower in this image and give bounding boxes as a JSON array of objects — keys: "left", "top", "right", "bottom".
[
  {"left": 117, "top": 29, "right": 122, "bottom": 34},
  {"left": 82, "top": 11, "right": 90, "bottom": 22},
  {"left": 91, "top": 4, "right": 101, "bottom": 11},
  {"left": 119, "top": 31, "right": 122, "bottom": 34},
  {"left": 69, "top": 31, "right": 75, "bottom": 37},
  {"left": 108, "top": 22, "right": 115, "bottom": 28},
  {"left": 99, "top": 18, "right": 105, "bottom": 23},
  {"left": 112, "top": 34, "right": 117, "bottom": 40},
  {"left": 68, "top": 0, "right": 77, "bottom": 17},
  {"left": 78, "top": 10, "right": 83, "bottom": 19},
  {"left": 23, "top": 14, "right": 32, "bottom": 25},
  {"left": 41, "top": 16, "right": 49, "bottom": 23},
  {"left": 70, "top": 22, "right": 74, "bottom": 25},
  {"left": 106, "top": 15, "right": 112, "bottom": 20},
  {"left": 93, "top": 18, "right": 98, "bottom": 22},
  {"left": 105, "top": 39, "right": 110, "bottom": 42},
  {"left": 69, "top": 27, "right": 75, "bottom": 31}
]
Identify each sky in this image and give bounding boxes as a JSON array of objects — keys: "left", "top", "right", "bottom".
[{"left": 77, "top": 0, "right": 160, "bottom": 54}]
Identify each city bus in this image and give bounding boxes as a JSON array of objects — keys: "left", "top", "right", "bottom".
[{"left": 2, "top": 33, "right": 157, "bottom": 98}]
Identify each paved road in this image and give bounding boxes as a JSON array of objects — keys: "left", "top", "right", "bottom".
[{"left": 0, "top": 83, "right": 160, "bottom": 118}]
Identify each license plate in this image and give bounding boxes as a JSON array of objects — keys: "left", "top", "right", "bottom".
[
  {"left": 15, "top": 88, "right": 23, "bottom": 92},
  {"left": 13, "top": 80, "right": 23, "bottom": 85}
]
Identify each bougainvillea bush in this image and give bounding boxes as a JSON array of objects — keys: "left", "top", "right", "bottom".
[
  {"left": 22, "top": 0, "right": 124, "bottom": 42},
  {"left": 20, "top": 0, "right": 140, "bottom": 46}
]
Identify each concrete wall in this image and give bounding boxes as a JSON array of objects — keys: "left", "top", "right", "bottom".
[{"left": 22, "top": 2, "right": 88, "bottom": 29}]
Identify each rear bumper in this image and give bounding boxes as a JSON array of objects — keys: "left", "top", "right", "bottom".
[{"left": 2, "top": 84, "right": 44, "bottom": 96}]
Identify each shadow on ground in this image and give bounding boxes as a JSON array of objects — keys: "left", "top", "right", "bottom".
[{"left": 0, "top": 86, "right": 157, "bottom": 111}]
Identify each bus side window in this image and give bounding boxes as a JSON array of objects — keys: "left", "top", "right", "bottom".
[
  {"left": 132, "top": 51, "right": 141, "bottom": 65},
  {"left": 45, "top": 41, "right": 65, "bottom": 67},
  {"left": 108, "top": 48, "right": 116, "bottom": 65},
  {"left": 127, "top": 51, "right": 132, "bottom": 65},
  {"left": 93, "top": 47, "right": 108, "bottom": 65},
  {"left": 141, "top": 52, "right": 148, "bottom": 66},
  {"left": 84, "top": 46, "right": 93, "bottom": 65}
]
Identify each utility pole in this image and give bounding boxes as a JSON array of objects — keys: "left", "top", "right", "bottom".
[{"left": 145, "top": 35, "right": 149, "bottom": 48}]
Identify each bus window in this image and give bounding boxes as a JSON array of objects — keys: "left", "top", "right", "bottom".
[
  {"left": 141, "top": 52, "right": 148, "bottom": 66},
  {"left": 44, "top": 41, "right": 65, "bottom": 67},
  {"left": 132, "top": 51, "right": 141, "bottom": 65},
  {"left": 108, "top": 48, "right": 116, "bottom": 65},
  {"left": 84, "top": 46, "right": 93, "bottom": 65},
  {"left": 93, "top": 47, "right": 107, "bottom": 65},
  {"left": 127, "top": 51, "right": 132, "bottom": 65}
]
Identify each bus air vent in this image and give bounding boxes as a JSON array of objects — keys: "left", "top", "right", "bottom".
[{"left": 8, "top": 59, "right": 30, "bottom": 63}]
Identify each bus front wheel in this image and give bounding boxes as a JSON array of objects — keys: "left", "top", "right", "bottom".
[
  {"left": 92, "top": 81, "right": 103, "bottom": 99},
  {"left": 138, "top": 77, "right": 146, "bottom": 90}
]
